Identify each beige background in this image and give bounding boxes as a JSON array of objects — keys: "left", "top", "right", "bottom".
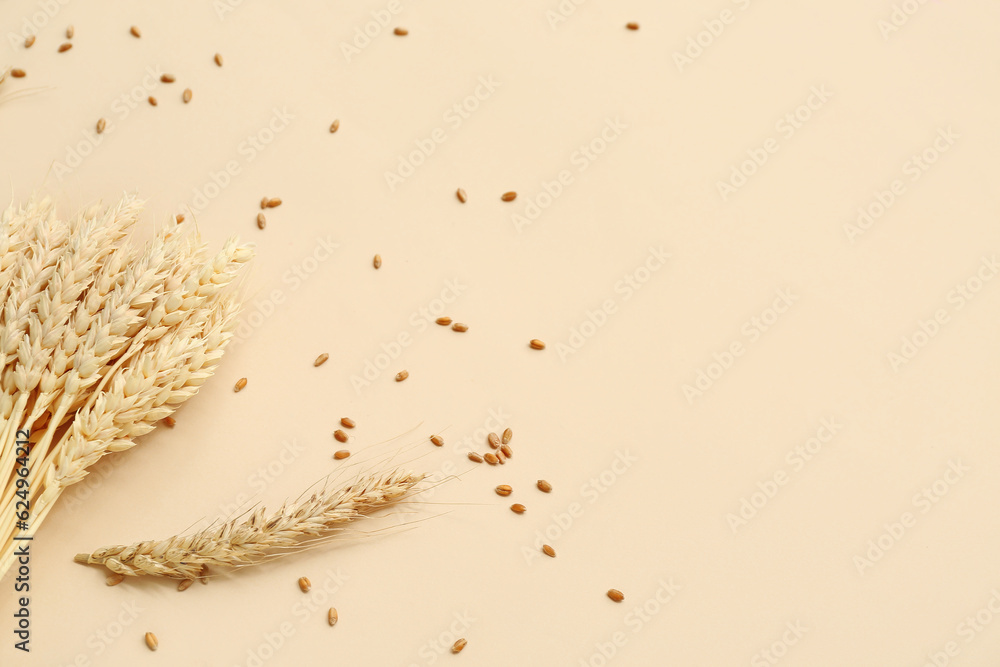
[{"left": 2, "top": 1, "right": 999, "bottom": 665}]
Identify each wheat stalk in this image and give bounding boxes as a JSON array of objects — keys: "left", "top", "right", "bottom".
[
  {"left": 74, "top": 469, "right": 425, "bottom": 579},
  {"left": 0, "top": 194, "right": 253, "bottom": 577}
]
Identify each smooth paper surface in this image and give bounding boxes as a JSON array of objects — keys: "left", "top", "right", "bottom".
[{"left": 1, "top": 1, "right": 998, "bottom": 665}]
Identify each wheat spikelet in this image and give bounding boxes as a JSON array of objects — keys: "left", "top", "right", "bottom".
[
  {"left": 0, "top": 194, "right": 253, "bottom": 577},
  {"left": 74, "top": 469, "right": 425, "bottom": 579}
]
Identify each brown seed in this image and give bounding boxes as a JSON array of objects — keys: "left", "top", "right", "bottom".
[
  {"left": 175, "top": 214, "right": 185, "bottom": 223},
  {"left": 148, "top": 96, "right": 157, "bottom": 106},
  {"left": 334, "top": 429, "right": 348, "bottom": 443},
  {"left": 24, "top": 36, "right": 35, "bottom": 48},
  {"left": 626, "top": 22, "right": 639, "bottom": 31},
  {"left": 66, "top": 26, "right": 74, "bottom": 39},
  {"left": 467, "top": 452, "right": 483, "bottom": 463},
  {"left": 266, "top": 197, "right": 282, "bottom": 208},
  {"left": 607, "top": 589, "right": 625, "bottom": 602},
  {"left": 182, "top": 88, "right": 192, "bottom": 103},
  {"left": 435, "top": 316, "right": 452, "bottom": 326},
  {"left": 537, "top": 479, "right": 552, "bottom": 493},
  {"left": 234, "top": 377, "right": 247, "bottom": 392},
  {"left": 106, "top": 573, "right": 125, "bottom": 586},
  {"left": 373, "top": 254, "right": 382, "bottom": 269},
  {"left": 161, "top": 416, "right": 176, "bottom": 428},
  {"left": 144, "top": 632, "right": 158, "bottom": 651},
  {"left": 451, "top": 322, "right": 468, "bottom": 332},
  {"left": 298, "top": 577, "right": 311, "bottom": 592},
  {"left": 214, "top": 53, "right": 223, "bottom": 66},
  {"left": 495, "top": 484, "right": 512, "bottom": 496},
  {"left": 529, "top": 339, "right": 546, "bottom": 350},
  {"left": 260, "top": 197, "right": 269, "bottom": 210},
  {"left": 501, "top": 428, "right": 512, "bottom": 444},
  {"left": 328, "top": 608, "right": 338, "bottom": 626},
  {"left": 334, "top": 450, "right": 350, "bottom": 460},
  {"left": 314, "top": 353, "right": 329, "bottom": 367},
  {"left": 496, "top": 449, "right": 506, "bottom": 464},
  {"left": 177, "top": 579, "right": 194, "bottom": 592},
  {"left": 452, "top": 638, "right": 467, "bottom": 654},
  {"left": 256, "top": 213, "right": 266, "bottom": 229},
  {"left": 95, "top": 118, "right": 107, "bottom": 134},
  {"left": 456, "top": 188, "right": 467, "bottom": 203},
  {"left": 501, "top": 191, "right": 517, "bottom": 202},
  {"left": 160, "top": 73, "right": 175, "bottom": 83},
  {"left": 11, "top": 69, "right": 26, "bottom": 78},
  {"left": 395, "top": 370, "right": 408, "bottom": 382},
  {"left": 500, "top": 444, "right": 513, "bottom": 459},
  {"left": 340, "top": 417, "right": 356, "bottom": 429},
  {"left": 542, "top": 544, "right": 556, "bottom": 558},
  {"left": 430, "top": 435, "right": 444, "bottom": 447},
  {"left": 487, "top": 433, "right": 500, "bottom": 449},
  {"left": 130, "top": 26, "right": 142, "bottom": 38},
  {"left": 484, "top": 452, "right": 498, "bottom": 465},
  {"left": 329, "top": 119, "right": 340, "bottom": 133},
  {"left": 394, "top": 27, "right": 408, "bottom": 36},
  {"left": 510, "top": 503, "right": 526, "bottom": 514},
  {"left": 58, "top": 42, "right": 72, "bottom": 52}
]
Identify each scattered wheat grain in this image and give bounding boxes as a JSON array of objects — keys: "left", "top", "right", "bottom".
[
  {"left": 373, "top": 254, "right": 382, "bottom": 269},
  {"left": 234, "top": 377, "right": 247, "bottom": 392},
  {"left": 329, "top": 119, "right": 340, "bottom": 133},
  {"left": 542, "top": 545, "right": 555, "bottom": 557},
  {"left": 436, "top": 317, "right": 452, "bottom": 326},
  {"left": 395, "top": 370, "right": 408, "bottom": 382},
  {"left": 328, "top": 608, "right": 338, "bottom": 626},
  {"left": 334, "top": 450, "right": 350, "bottom": 460},
  {"left": 452, "top": 638, "right": 467, "bottom": 654},
  {"left": 501, "top": 428, "right": 512, "bottom": 444},
  {"left": 537, "top": 480, "right": 552, "bottom": 493},
  {"left": 430, "top": 435, "right": 444, "bottom": 447},
  {"left": 456, "top": 188, "right": 467, "bottom": 203},
  {"left": 183, "top": 88, "right": 192, "bottom": 103},
  {"left": 487, "top": 433, "right": 500, "bottom": 449},
  {"left": 214, "top": 53, "right": 223, "bottom": 66},
  {"left": 340, "top": 418, "right": 356, "bottom": 429},
  {"left": 58, "top": 42, "right": 72, "bottom": 52},
  {"left": 314, "top": 353, "right": 329, "bottom": 367},
  {"left": 160, "top": 74, "right": 175, "bottom": 83},
  {"left": 451, "top": 323, "right": 468, "bottom": 332},
  {"left": 607, "top": 589, "right": 625, "bottom": 602},
  {"left": 130, "top": 26, "right": 141, "bottom": 38},
  {"left": 484, "top": 452, "right": 498, "bottom": 465},
  {"left": 256, "top": 213, "right": 265, "bottom": 229},
  {"left": 467, "top": 452, "right": 483, "bottom": 463},
  {"left": 510, "top": 503, "right": 526, "bottom": 514},
  {"left": 501, "top": 191, "right": 517, "bottom": 202},
  {"left": 144, "top": 632, "right": 158, "bottom": 651},
  {"left": 298, "top": 577, "right": 311, "bottom": 592},
  {"left": 394, "top": 27, "right": 408, "bottom": 36},
  {"left": 529, "top": 339, "right": 545, "bottom": 350},
  {"left": 495, "top": 485, "right": 512, "bottom": 496}
]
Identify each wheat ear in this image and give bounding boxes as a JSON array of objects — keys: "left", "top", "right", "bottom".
[{"left": 74, "top": 469, "right": 426, "bottom": 579}]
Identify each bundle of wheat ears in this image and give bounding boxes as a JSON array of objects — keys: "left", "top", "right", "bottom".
[{"left": 0, "top": 194, "right": 252, "bottom": 578}]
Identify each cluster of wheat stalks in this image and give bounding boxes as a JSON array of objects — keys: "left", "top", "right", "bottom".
[
  {"left": 75, "top": 468, "right": 425, "bottom": 580},
  {"left": 0, "top": 194, "right": 253, "bottom": 578}
]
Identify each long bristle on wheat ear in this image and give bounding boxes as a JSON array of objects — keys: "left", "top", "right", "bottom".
[
  {"left": 74, "top": 469, "right": 425, "bottom": 579},
  {"left": 0, "top": 194, "right": 253, "bottom": 578}
]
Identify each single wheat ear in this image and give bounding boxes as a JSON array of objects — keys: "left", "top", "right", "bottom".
[{"left": 74, "top": 469, "right": 425, "bottom": 579}]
